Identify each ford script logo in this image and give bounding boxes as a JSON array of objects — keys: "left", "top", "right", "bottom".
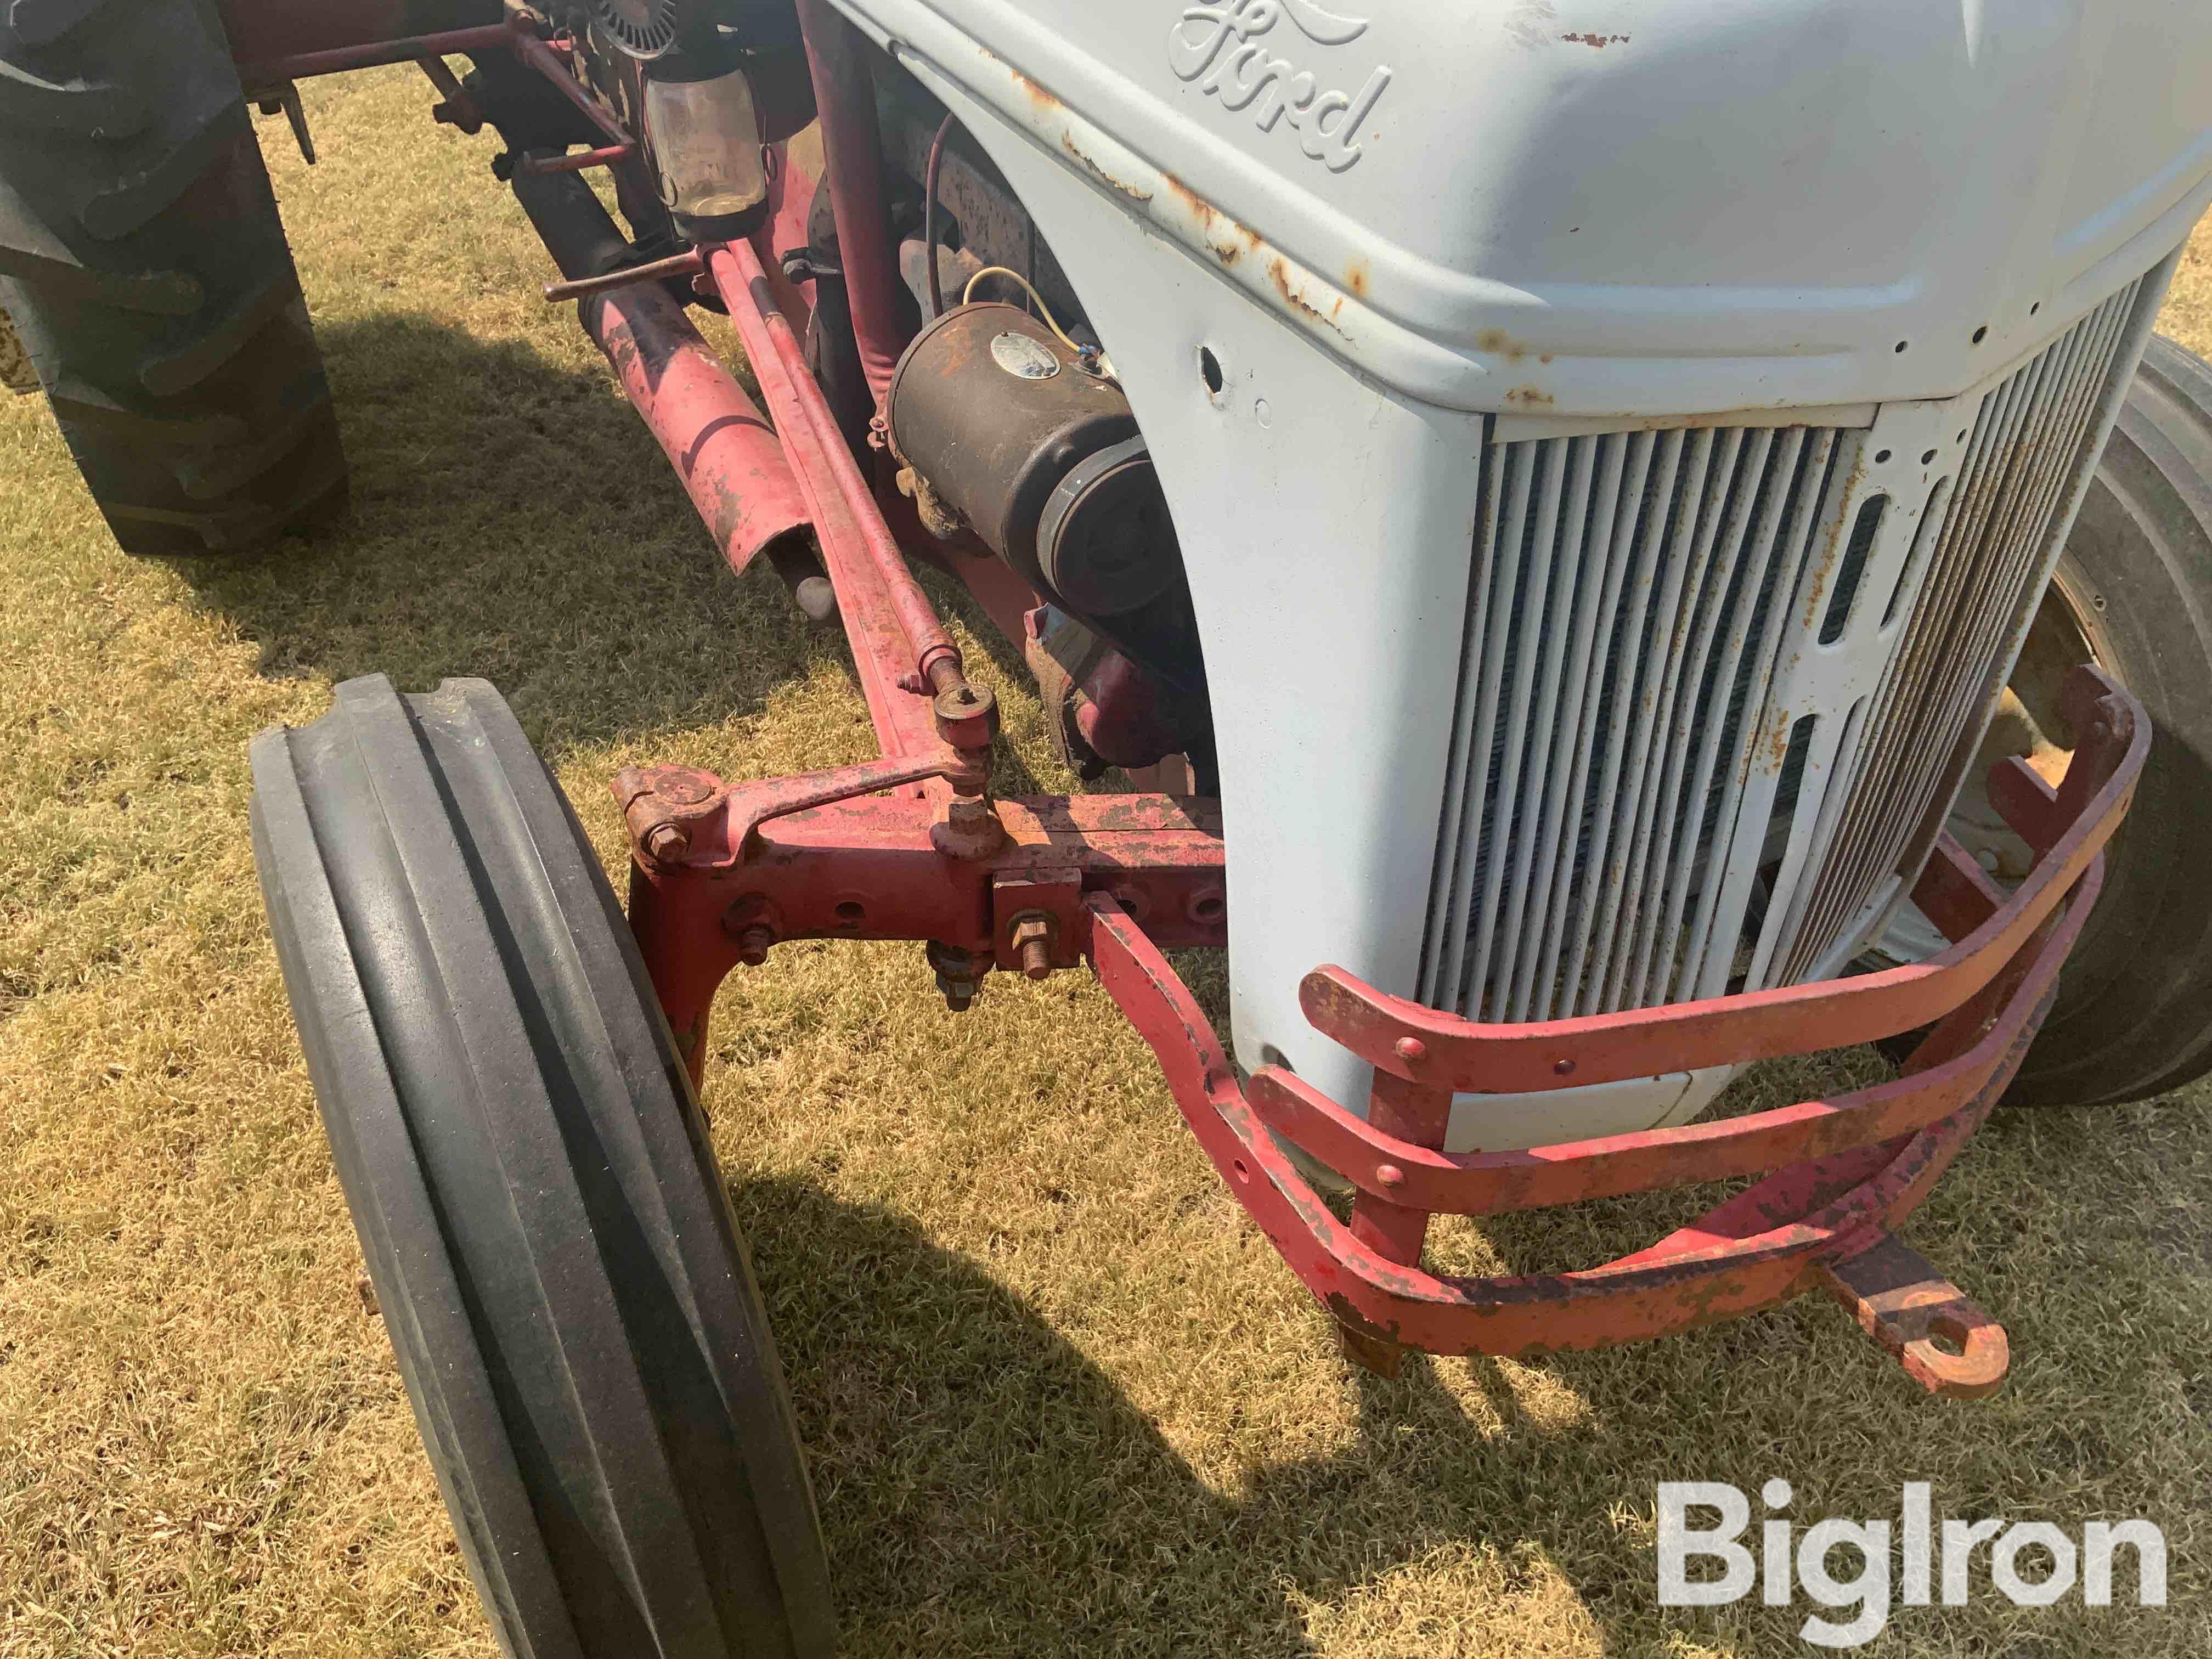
[{"left": 1169, "top": 1, "right": 1392, "bottom": 173}]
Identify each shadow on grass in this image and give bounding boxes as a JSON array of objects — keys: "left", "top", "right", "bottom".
[
  {"left": 734, "top": 1174, "right": 1720, "bottom": 1656},
  {"left": 168, "top": 311, "right": 848, "bottom": 762}
]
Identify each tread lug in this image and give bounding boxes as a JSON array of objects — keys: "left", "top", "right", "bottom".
[
  {"left": 8, "top": 0, "right": 118, "bottom": 48},
  {"left": 0, "top": 54, "right": 145, "bottom": 138}
]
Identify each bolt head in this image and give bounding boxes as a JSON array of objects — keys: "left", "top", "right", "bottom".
[
  {"left": 656, "top": 774, "right": 713, "bottom": 806},
  {"left": 1393, "top": 1036, "right": 1427, "bottom": 1065},
  {"left": 1374, "top": 1163, "right": 1406, "bottom": 1190},
  {"left": 645, "top": 823, "right": 690, "bottom": 862},
  {"left": 735, "top": 925, "right": 776, "bottom": 967},
  {"left": 1553, "top": 1058, "right": 1577, "bottom": 1077}
]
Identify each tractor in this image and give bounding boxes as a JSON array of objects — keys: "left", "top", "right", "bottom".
[{"left": 4, "top": 0, "right": 2210, "bottom": 1651}]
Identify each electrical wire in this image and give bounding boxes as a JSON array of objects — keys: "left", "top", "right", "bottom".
[
  {"left": 961, "top": 266, "right": 1084, "bottom": 355},
  {"left": 923, "top": 112, "right": 956, "bottom": 319}
]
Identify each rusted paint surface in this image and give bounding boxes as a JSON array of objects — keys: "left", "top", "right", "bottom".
[
  {"left": 1813, "top": 1233, "right": 2010, "bottom": 1400},
  {"left": 1265, "top": 256, "right": 1347, "bottom": 335},
  {"left": 1248, "top": 851, "right": 2079, "bottom": 1217},
  {"left": 1060, "top": 133, "right": 1155, "bottom": 202},
  {"left": 1476, "top": 328, "right": 1528, "bottom": 363},
  {"left": 1088, "top": 887, "right": 2056, "bottom": 1364},
  {"left": 1798, "top": 452, "right": 1870, "bottom": 633},
  {"left": 1561, "top": 32, "right": 1630, "bottom": 48},
  {"left": 583, "top": 272, "right": 811, "bottom": 579}
]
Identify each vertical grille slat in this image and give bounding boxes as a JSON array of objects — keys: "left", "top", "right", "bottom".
[
  {"left": 1513, "top": 433, "right": 1632, "bottom": 1020},
  {"left": 1423, "top": 272, "right": 2159, "bottom": 1033},
  {"left": 1601, "top": 429, "right": 1734, "bottom": 1013},
  {"left": 1498, "top": 437, "right": 1602, "bottom": 1020},
  {"left": 1547, "top": 432, "right": 1664, "bottom": 1018}
]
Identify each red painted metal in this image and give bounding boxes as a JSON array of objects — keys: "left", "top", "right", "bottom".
[
  {"left": 234, "top": 21, "right": 517, "bottom": 84},
  {"left": 1813, "top": 1233, "right": 2010, "bottom": 1400},
  {"left": 541, "top": 250, "right": 707, "bottom": 305},
  {"left": 586, "top": 279, "right": 812, "bottom": 579},
  {"left": 240, "top": 18, "right": 642, "bottom": 175},
  {"left": 749, "top": 143, "right": 822, "bottom": 334},
  {"left": 1084, "top": 672, "right": 2142, "bottom": 1394},
  {"left": 793, "top": 0, "right": 916, "bottom": 409},
  {"left": 221, "top": 3, "right": 507, "bottom": 75},
  {"left": 505, "top": 27, "right": 641, "bottom": 163},
  {"left": 624, "top": 783, "right": 1226, "bottom": 1080},
  {"left": 516, "top": 172, "right": 810, "bottom": 580},
  {"left": 1245, "top": 837, "right": 2076, "bottom": 1216},
  {"left": 709, "top": 239, "right": 966, "bottom": 747},
  {"left": 515, "top": 142, "right": 636, "bottom": 178}
]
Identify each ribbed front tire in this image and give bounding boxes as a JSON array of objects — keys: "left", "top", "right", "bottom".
[
  {"left": 0, "top": 0, "right": 345, "bottom": 555},
  {"left": 251, "top": 676, "right": 835, "bottom": 1658}
]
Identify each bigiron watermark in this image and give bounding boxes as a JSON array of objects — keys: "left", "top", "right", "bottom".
[{"left": 1657, "top": 1481, "right": 2166, "bottom": 1647}]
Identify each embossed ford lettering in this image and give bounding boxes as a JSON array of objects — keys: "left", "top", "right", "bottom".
[{"left": 1169, "top": 1, "right": 1392, "bottom": 174}]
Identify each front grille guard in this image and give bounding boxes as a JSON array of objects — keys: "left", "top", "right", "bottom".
[{"left": 1092, "top": 665, "right": 2145, "bottom": 1398}]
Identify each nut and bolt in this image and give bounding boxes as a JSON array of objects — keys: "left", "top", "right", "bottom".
[
  {"left": 1009, "top": 912, "right": 1056, "bottom": 981},
  {"left": 734, "top": 926, "right": 776, "bottom": 968},
  {"left": 926, "top": 941, "right": 985, "bottom": 1012},
  {"left": 931, "top": 792, "right": 1007, "bottom": 860},
  {"left": 645, "top": 823, "right": 690, "bottom": 862},
  {"left": 1393, "top": 1036, "right": 1427, "bottom": 1065}
]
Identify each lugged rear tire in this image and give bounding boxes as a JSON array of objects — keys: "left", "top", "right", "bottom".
[
  {"left": 2006, "top": 334, "right": 2212, "bottom": 1108},
  {"left": 0, "top": 0, "right": 346, "bottom": 555},
  {"left": 251, "top": 675, "right": 836, "bottom": 1658}
]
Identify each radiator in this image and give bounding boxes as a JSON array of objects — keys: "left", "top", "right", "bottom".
[{"left": 1419, "top": 275, "right": 2158, "bottom": 1026}]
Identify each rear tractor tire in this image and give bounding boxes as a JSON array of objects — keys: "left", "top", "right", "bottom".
[
  {"left": 251, "top": 675, "right": 836, "bottom": 1657},
  {"left": 1880, "top": 335, "right": 2212, "bottom": 1107},
  {"left": 0, "top": 0, "right": 345, "bottom": 555},
  {"left": 2001, "top": 335, "right": 2212, "bottom": 1108}
]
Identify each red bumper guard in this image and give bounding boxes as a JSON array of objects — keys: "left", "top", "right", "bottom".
[{"left": 1097, "top": 665, "right": 2143, "bottom": 1398}]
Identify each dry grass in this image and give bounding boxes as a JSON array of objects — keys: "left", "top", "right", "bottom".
[{"left": 3, "top": 68, "right": 2211, "bottom": 1659}]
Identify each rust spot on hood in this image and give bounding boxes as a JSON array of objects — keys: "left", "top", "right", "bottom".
[
  {"left": 1562, "top": 31, "right": 1629, "bottom": 48},
  {"left": 1011, "top": 67, "right": 1060, "bottom": 113},
  {"left": 1477, "top": 329, "right": 1528, "bottom": 364},
  {"left": 1267, "top": 256, "right": 1348, "bottom": 336},
  {"left": 1060, "top": 133, "right": 1154, "bottom": 204},
  {"left": 1345, "top": 259, "right": 1370, "bottom": 299},
  {"left": 1504, "top": 385, "right": 1554, "bottom": 406}
]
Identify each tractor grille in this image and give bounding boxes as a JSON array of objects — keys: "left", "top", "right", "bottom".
[
  {"left": 1768, "top": 278, "right": 2149, "bottom": 984},
  {"left": 1419, "top": 277, "right": 2154, "bottom": 1024}
]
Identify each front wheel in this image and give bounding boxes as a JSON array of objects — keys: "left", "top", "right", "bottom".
[{"left": 251, "top": 675, "right": 835, "bottom": 1656}]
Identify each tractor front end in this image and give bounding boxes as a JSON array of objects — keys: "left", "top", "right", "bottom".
[{"left": 12, "top": 0, "right": 2204, "bottom": 1650}]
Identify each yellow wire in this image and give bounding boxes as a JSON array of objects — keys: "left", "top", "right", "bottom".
[{"left": 961, "top": 265, "right": 1084, "bottom": 355}]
